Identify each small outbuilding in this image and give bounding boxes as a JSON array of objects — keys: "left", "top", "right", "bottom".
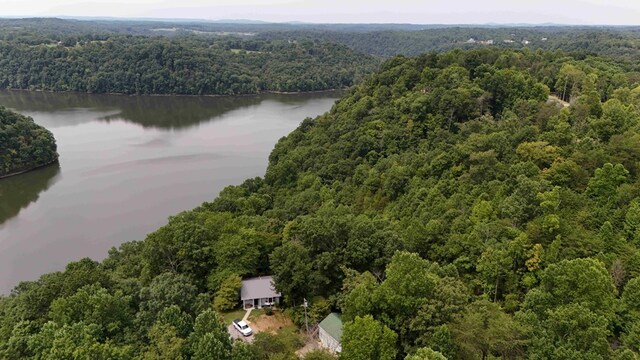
[
  {"left": 318, "top": 313, "right": 343, "bottom": 353},
  {"left": 240, "top": 276, "right": 281, "bottom": 309}
]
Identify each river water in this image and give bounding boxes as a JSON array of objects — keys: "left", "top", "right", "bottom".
[{"left": 0, "top": 90, "right": 340, "bottom": 293}]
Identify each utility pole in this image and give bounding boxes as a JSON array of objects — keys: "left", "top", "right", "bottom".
[{"left": 303, "top": 298, "right": 309, "bottom": 334}]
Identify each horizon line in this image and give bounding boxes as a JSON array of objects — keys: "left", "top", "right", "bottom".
[{"left": 0, "top": 16, "right": 638, "bottom": 27}]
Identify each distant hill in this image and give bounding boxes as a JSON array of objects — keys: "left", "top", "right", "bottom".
[
  {"left": 0, "top": 29, "right": 380, "bottom": 95},
  {"left": 3, "top": 18, "right": 640, "bottom": 65}
]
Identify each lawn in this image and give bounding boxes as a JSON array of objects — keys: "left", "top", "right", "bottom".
[
  {"left": 248, "top": 308, "right": 265, "bottom": 322},
  {"left": 229, "top": 48, "right": 265, "bottom": 54},
  {"left": 220, "top": 308, "right": 247, "bottom": 325}
]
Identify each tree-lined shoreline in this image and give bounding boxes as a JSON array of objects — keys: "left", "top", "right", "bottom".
[{"left": 0, "top": 106, "right": 58, "bottom": 179}]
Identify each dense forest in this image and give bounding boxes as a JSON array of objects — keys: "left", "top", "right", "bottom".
[
  {"left": 260, "top": 27, "right": 640, "bottom": 63},
  {"left": 2, "top": 47, "right": 640, "bottom": 359},
  {"left": 0, "top": 18, "right": 431, "bottom": 39},
  {"left": 0, "top": 107, "right": 58, "bottom": 177},
  {"left": 5, "top": 18, "right": 640, "bottom": 63},
  {"left": 0, "top": 32, "right": 378, "bottom": 95},
  {"left": 4, "top": 18, "right": 640, "bottom": 96}
]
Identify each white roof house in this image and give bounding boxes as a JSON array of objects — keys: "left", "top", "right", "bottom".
[{"left": 240, "top": 276, "right": 281, "bottom": 309}]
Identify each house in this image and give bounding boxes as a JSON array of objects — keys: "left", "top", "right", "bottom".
[
  {"left": 466, "top": 38, "right": 476, "bottom": 44},
  {"left": 318, "top": 313, "right": 343, "bottom": 353},
  {"left": 240, "top": 276, "right": 281, "bottom": 309}
]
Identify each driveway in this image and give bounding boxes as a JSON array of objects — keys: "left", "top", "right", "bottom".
[{"left": 228, "top": 323, "right": 254, "bottom": 343}]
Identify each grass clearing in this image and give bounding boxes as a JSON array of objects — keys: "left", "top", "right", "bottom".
[
  {"left": 220, "top": 308, "right": 246, "bottom": 325},
  {"left": 250, "top": 309, "right": 295, "bottom": 334},
  {"left": 230, "top": 48, "right": 263, "bottom": 54},
  {"left": 248, "top": 308, "right": 265, "bottom": 322}
]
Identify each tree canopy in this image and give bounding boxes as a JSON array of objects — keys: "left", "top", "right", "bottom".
[
  {"left": 0, "top": 34, "right": 378, "bottom": 95},
  {"left": 0, "top": 106, "right": 58, "bottom": 177},
  {"left": 3, "top": 47, "right": 640, "bottom": 359}
]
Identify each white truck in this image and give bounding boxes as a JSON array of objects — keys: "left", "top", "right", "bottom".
[{"left": 232, "top": 319, "right": 253, "bottom": 337}]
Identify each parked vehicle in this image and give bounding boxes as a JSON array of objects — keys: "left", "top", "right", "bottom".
[{"left": 232, "top": 319, "right": 253, "bottom": 336}]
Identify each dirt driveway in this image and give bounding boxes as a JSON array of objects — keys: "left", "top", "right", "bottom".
[
  {"left": 228, "top": 323, "right": 254, "bottom": 343},
  {"left": 227, "top": 310, "right": 294, "bottom": 343},
  {"left": 250, "top": 311, "right": 293, "bottom": 334}
]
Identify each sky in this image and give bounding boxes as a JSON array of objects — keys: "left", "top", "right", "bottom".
[{"left": 1, "top": 0, "right": 639, "bottom": 25}]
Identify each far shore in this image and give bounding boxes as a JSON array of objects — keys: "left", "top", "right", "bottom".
[
  {"left": 0, "top": 87, "right": 348, "bottom": 98},
  {"left": 0, "top": 159, "right": 59, "bottom": 180}
]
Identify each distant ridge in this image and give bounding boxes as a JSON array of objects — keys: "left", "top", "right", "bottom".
[
  {"left": 56, "top": 16, "right": 246, "bottom": 23},
  {"left": 0, "top": 16, "right": 631, "bottom": 28}
]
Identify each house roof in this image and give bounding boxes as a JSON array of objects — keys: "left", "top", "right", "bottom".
[
  {"left": 240, "top": 276, "right": 281, "bottom": 301},
  {"left": 319, "top": 313, "right": 343, "bottom": 342}
]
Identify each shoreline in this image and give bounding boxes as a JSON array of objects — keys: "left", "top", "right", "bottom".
[
  {"left": 0, "top": 159, "right": 59, "bottom": 180},
  {"left": 1, "top": 87, "right": 348, "bottom": 98}
]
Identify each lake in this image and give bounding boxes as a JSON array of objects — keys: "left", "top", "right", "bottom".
[{"left": 0, "top": 90, "right": 340, "bottom": 293}]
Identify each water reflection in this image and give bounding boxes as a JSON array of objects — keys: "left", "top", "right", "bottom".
[
  {"left": 0, "top": 90, "right": 341, "bottom": 129},
  {"left": 0, "top": 90, "right": 340, "bottom": 293},
  {"left": 0, "top": 162, "right": 61, "bottom": 224}
]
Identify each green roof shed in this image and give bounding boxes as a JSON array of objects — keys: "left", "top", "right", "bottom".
[{"left": 318, "top": 313, "right": 343, "bottom": 353}]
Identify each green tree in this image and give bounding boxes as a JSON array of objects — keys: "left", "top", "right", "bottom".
[
  {"left": 144, "top": 324, "right": 185, "bottom": 360},
  {"left": 188, "top": 310, "right": 232, "bottom": 360},
  {"left": 621, "top": 277, "right": 640, "bottom": 352},
  {"left": 252, "top": 332, "right": 299, "bottom": 360},
  {"left": 341, "top": 315, "right": 397, "bottom": 360},
  {"left": 142, "top": 212, "right": 216, "bottom": 283},
  {"left": 26, "top": 321, "right": 134, "bottom": 359},
  {"left": 404, "top": 347, "right": 447, "bottom": 360},
  {"left": 213, "top": 274, "right": 242, "bottom": 311},
  {"left": 521, "top": 303, "right": 612, "bottom": 359},
  {"left": 137, "top": 272, "right": 199, "bottom": 329},
  {"left": 0, "top": 106, "right": 58, "bottom": 176},
  {"left": 554, "top": 64, "right": 585, "bottom": 102},
  {"left": 215, "top": 229, "right": 262, "bottom": 276},
  {"left": 450, "top": 300, "right": 526, "bottom": 360},
  {"left": 586, "top": 163, "right": 629, "bottom": 201},
  {"left": 522, "top": 258, "right": 617, "bottom": 319},
  {"left": 339, "top": 270, "right": 379, "bottom": 322},
  {"left": 518, "top": 258, "right": 618, "bottom": 358},
  {"left": 156, "top": 305, "right": 194, "bottom": 338},
  {"left": 48, "top": 284, "right": 133, "bottom": 341},
  {"left": 270, "top": 241, "right": 313, "bottom": 305},
  {"left": 231, "top": 341, "right": 259, "bottom": 360},
  {"left": 624, "top": 199, "right": 640, "bottom": 245}
]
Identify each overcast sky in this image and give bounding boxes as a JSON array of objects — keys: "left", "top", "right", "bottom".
[{"left": 1, "top": 0, "right": 639, "bottom": 25}]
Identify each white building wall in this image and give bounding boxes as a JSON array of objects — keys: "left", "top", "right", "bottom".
[
  {"left": 243, "top": 297, "right": 281, "bottom": 309},
  {"left": 319, "top": 327, "right": 341, "bottom": 353}
]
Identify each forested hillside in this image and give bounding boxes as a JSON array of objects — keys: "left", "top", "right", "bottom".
[
  {"left": 4, "top": 18, "right": 640, "bottom": 97},
  {"left": 2, "top": 48, "right": 640, "bottom": 359},
  {"left": 264, "top": 26, "right": 640, "bottom": 64},
  {"left": 0, "top": 35, "right": 378, "bottom": 95},
  {"left": 0, "top": 107, "right": 58, "bottom": 177}
]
